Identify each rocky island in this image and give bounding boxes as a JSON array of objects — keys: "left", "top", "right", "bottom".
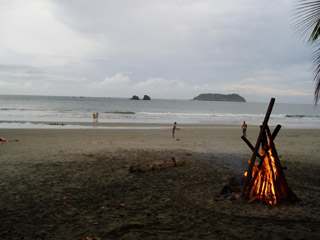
[
  {"left": 130, "top": 95, "right": 140, "bottom": 100},
  {"left": 143, "top": 95, "right": 151, "bottom": 100},
  {"left": 130, "top": 95, "right": 151, "bottom": 100},
  {"left": 193, "top": 93, "right": 246, "bottom": 102}
]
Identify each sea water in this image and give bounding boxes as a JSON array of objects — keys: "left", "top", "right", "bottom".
[{"left": 0, "top": 95, "right": 320, "bottom": 129}]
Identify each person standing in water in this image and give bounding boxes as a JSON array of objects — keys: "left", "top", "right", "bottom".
[
  {"left": 172, "top": 122, "right": 180, "bottom": 138},
  {"left": 242, "top": 121, "right": 247, "bottom": 137}
]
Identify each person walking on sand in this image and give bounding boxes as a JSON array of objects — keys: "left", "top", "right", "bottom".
[
  {"left": 242, "top": 121, "right": 247, "bottom": 137},
  {"left": 93, "top": 112, "right": 96, "bottom": 122},
  {"left": 172, "top": 122, "right": 180, "bottom": 138}
]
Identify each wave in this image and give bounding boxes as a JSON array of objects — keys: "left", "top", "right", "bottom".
[
  {"left": 1, "top": 108, "right": 319, "bottom": 120},
  {"left": 0, "top": 108, "right": 73, "bottom": 112},
  {"left": 1, "top": 108, "right": 320, "bottom": 128},
  {"left": 285, "top": 114, "right": 320, "bottom": 118},
  {"left": 0, "top": 108, "right": 38, "bottom": 111},
  {"left": 103, "top": 111, "right": 135, "bottom": 114},
  {"left": 137, "top": 112, "right": 282, "bottom": 118},
  {"left": 136, "top": 111, "right": 320, "bottom": 119}
]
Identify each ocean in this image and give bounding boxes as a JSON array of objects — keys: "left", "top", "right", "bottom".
[{"left": 0, "top": 95, "right": 320, "bottom": 129}]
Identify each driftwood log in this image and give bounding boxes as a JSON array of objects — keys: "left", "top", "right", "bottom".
[{"left": 129, "top": 157, "right": 185, "bottom": 173}]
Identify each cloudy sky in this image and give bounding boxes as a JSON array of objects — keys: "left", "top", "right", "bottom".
[{"left": 0, "top": 0, "right": 317, "bottom": 103}]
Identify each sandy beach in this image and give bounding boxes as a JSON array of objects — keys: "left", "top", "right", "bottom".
[{"left": 0, "top": 123, "right": 320, "bottom": 239}]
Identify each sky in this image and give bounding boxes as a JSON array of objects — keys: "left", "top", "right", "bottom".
[{"left": 0, "top": 0, "right": 317, "bottom": 103}]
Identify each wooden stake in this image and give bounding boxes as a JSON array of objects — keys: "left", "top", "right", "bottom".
[
  {"left": 268, "top": 139, "right": 290, "bottom": 199},
  {"left": 241, "top": 136, "right": 262, "bottom": 160},
  {"left": 271, "top": 125, "right": 281, "bottom": 141}
]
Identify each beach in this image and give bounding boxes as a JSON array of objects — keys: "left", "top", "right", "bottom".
[{"left": 1, "top": 124, "right": 320, "bottom": 239}]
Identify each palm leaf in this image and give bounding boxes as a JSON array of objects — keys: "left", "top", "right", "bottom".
[
  {"left": 310, "top": 19, "right": 320, "bottom": 42},
  {"left": 313, "top": 48, "right": 320, "bottom": 102},
  {"left": 293, "top": 0, "right": 320, "bottom": 103}
]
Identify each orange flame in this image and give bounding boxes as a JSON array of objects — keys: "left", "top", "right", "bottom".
[{"left": 245, "top": 140, "right": 278, "bottom": 205}]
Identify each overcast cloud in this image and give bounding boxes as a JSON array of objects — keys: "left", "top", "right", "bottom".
[{"left": 0, "top": 0, "right": 316, "bottom": 103}]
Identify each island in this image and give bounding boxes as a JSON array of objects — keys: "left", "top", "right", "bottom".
[
  {"left": 193, "top": 93, "right": 246, "bottom": 102},
  {"left": 142, "top": 95, "right": 151, "bottom": 100},
  {"left": 130, "top": 95, "right": 151, "bottom": 100},
  {"left": 130, "top": 95, "right": 140, "bottom": 100}
]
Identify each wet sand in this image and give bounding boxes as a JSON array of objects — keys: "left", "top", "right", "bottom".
[{"left": 0, "top": 124, "right": 320, "bottom": 239}]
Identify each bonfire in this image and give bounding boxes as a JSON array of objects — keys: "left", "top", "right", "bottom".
[{"left": 242, "top": 98, "right": 299, "bottom": 205}]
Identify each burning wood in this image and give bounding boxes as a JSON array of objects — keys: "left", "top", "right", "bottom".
[
  {"left": 245, "top": 138, "right": 279, "bottom": 205},
  {"left": 242, "top": 98, "right": 299, "bottom": 205}
]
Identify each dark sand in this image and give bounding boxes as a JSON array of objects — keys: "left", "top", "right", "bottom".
[{"left": 0, "top": 126, "right": 320, "bottom": 239}]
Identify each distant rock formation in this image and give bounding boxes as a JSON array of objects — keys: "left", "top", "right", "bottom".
[
  {"left": 143, "top": 95, "right": 151, "bottom": 100},
  {"left": 193, "top": 93, "right": 246, "bottom": 102},
  {"left": 130, "top": 95, "right": 140, "bottom": 100}
]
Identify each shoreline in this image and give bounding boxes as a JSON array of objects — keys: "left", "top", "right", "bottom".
[
  {"left": 0, "top": 121, "right": 246, "bottom": 130},
  {"left": 0, "top": 120, "right": 319, "bottom": 129}
]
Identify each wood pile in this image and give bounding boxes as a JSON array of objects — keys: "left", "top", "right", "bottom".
[{"left": 242, "top": 98, "right": 299, "bottom": 205}]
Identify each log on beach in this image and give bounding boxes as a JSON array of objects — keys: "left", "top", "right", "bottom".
[{"left": 129, "top": 157, "right": 185, "bottom": 172}]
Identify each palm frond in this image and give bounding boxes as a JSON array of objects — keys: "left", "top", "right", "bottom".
[
  {"left": 313, "top": 48, "right": 320, "bottom": 103},
  {"left": 293, "top": 1, "right": 320, "bottom": 104},
  {"left": 293, "top": 1, "right": 320, "bottom": 44},
  {"left": 310, "top": 20, "right": 320, "bottom": 42}
]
